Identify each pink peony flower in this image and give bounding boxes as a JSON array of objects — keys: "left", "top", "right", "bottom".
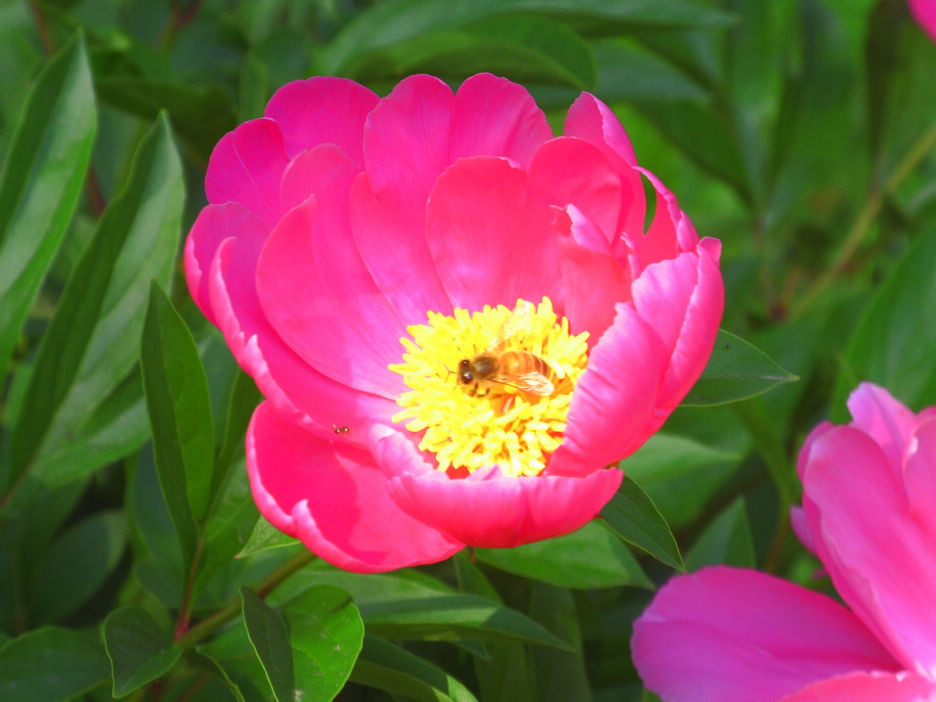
[
  {"left": 185, "top": 73, "right": 723, "bottom": 573},
  {"left": 910, "top": 0, "right": 936, "bottom": 41},
  {"left": 632, "top": 383, "right": 936, "bottom": 701}
]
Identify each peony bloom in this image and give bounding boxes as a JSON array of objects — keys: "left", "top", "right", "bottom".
[
  {"left": 185, "top": 73, "right": 723, "bottom": 573},
  {"left": 632, "top": 383, "right": 936, "bottom": 701},
  {"left": 910, "top": 0, "right": 936, "bottom": 41}
]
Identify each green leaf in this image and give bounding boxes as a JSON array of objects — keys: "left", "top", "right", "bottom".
[
  {"left": 140, "top": 282, "right": 215, "bottom": 564},
  {"left": 272, "top": 567, "right": 570, "bottom": 649},
  {"left": 681, "top": 329, "right": 798, "bottom": 406},
  {"left": 476, "top": 520, "right": 652, "bottom": 589},
  {"left": 593, "top": 38, "right": 709, "bottom": 102},
  {"left": 196, "top": 458, "right": 261, "bottom": 581},
  {"left": 350, "top": 636, "right": 479, "bottom": 702},
  {"left": 9, "top": 114, "right": 183, "bottom": 490},
  {"left": 241, "top": 587, "right": 294, "bottom": 702},
  {"left": 601, "top": 478, "right": 684, "bottom": 571},
  {"left": 216, "top": 370, "right": 262, "bottom": 483},
  {"left": 621, "top": 432, "right": 743, "bottom": 529},
  {"left": 0, "top": 627, "right": 109, "bottom": 702},
  {"left": 685, "top": 498, "right": 756, "bottom": 570},
  {"left": 236, "top": 516, "right": 299, "bottom": 559},
  {"left": 282, "top": 585, "right": 364, "bottom": 702},
  {"left": 27, "top": 510, "right": 126, "bottom": 623},
  {"left": 833, "top": 227, "right": 936, "bottom": 417},
  {"left": 104, "top": 606, "right": 183, "bottom": 697},
  {"left": 0, "top": 31, "right": 96, "bottom": 384},
  {"left": 528, "top": 584, "right": 589, "bottom": 702}
]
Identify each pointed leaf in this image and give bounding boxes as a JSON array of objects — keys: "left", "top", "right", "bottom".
[
  {"left": 140, "top": 282, "right": 215, "bottom": 563},
  {"left": 236, "top": 516, "right": 299, "bottom": 559},
  {"left": 0, "top": 32, "right": 96, "bottom": 384},
  {"left": 685, "top": 498, "right": 756, "bottom": 570},
  {"left": 601, "top": 478, "right": 684, "bottom": 571},
  {"left": 350, "top": 636, "right": 479, "bottom": 702},
  {"left": 476, "top": 520, "right": 652, "bottom": 589},
  {"left": 241, "top": 587, "right": 294, "bottom": 702},
  {"left": 9, "top": 114, "right": 183, "bottom": 489},
  {"left": 104, "top": 606, "right": 182, "bottom": 697},
  {"left": 681, "top": 329, "right": 798, "bottom": 406}
]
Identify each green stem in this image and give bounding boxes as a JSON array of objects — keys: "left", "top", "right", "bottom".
[
  {"left": 174, "top": 549, "right": 316, "bottom": 648},
  {"left": 792, "top": 120, "right": 936, "bottom": 319}
]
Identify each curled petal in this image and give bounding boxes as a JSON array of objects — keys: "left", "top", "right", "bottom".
[
  {"left": 205, "top": 118, "right": 288, "bottom": 227},
  {"left": 208, "top": 237, "right": 396, "bottom": 440},
  {"left": 264, "top": 76, "right": 378, "bottom": 164},
  {"left": 256, "top": 157, "right": 406, "bottom": 398},
  {"left": 632, "top": 567, "right": 900, "bottom": 702},
  {"left": 248, "top": 402, "right": 463, "bottom": 573},
  {"left": 371, "top": 426, "right": 621, "bottom": 548},
  {"left": 904, "top": 418, "right": 936, "bottom": 537},
  {"left": 803, "top": 425, "right": 936, "bottom": 680},
  {"left": 782, "top": 671, "right": 936, "bottom": 702},
  {"left": 547, "top": 302, "right": 666, "bottom": 476},
  {"left": 630, "top": 247, "right": 724, "bottom": 417}
]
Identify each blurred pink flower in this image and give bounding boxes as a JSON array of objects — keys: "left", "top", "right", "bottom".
[
  {"left": 185, "top": 73, "right": 723, "bottom": 573},
  {"left": 910, "top": 0, "right": 936, "bottom": 41},
  {"left": 632, "top": 383, "right": 936, "bottom": 701}
]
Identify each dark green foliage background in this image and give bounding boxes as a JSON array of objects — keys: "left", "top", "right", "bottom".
[{"left": 0, "top": 1, "right": 934, "bottom": 700}]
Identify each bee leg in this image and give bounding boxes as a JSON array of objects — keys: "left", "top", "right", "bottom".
[{"left": 498, "top": 394, "right": 516, "bottom": 415}]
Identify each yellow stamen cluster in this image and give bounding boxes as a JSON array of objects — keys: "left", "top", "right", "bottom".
[{"left": 388, "top": 298, "right": 589, "bottom": 478}]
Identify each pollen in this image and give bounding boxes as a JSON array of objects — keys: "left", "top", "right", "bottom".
[{"left": 388, "top": 298, "right": 589, "bottom": 478}]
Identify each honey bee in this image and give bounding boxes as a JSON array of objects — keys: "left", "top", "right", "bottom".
[
  {"left": 456, "top": 302, "right": 556, "bottom": 405},
  {"left": 332, "top": 424, "right": 350, "bottom": 435}
]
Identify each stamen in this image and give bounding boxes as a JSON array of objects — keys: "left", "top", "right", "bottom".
[{"left": 388, "top": 298, "right": 589, "bottom": 478}]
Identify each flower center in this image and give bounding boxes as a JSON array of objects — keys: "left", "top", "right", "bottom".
[{"left": 389, "top": 298, "right": 589, "bottom": 478}]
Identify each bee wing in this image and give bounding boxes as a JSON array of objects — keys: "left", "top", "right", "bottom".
[
  {"left": 495, "top": 371, "right": 554, "bottom": 397},
  {"left": 485, "top": 300, "right": 535, "bottom": 353}
]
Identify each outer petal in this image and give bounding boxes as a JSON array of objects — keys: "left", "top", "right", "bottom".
[
  {"left": 208, "top": 236, "right": 397, "bottom": 440},
  {"left": 247, "top": 402, "right": 463, "bottom": 573},
  {"left": 630, "top": 246, "right": 723, "bottom": 417},
  {"left": 803, "top": 425, "right": 936, "bottom": 680},
  {"left": 256, "top": 151, "right": 406, "bottom": 398},
  {"left": 632, "top": 567, "right": 901, "bottom": 702},
  {"left": 264, "top": 77, "right": 378, "bottom": 164},
  {"left": 783, "top": 671, "right": 936, "bottom": 702},
  {"left": 371, "top": 426, "right": 622, "bottom": 548},
  {"left": 847, "top": 381, "right": 917, "bottom": 471},
  {"left": 205, "top": 118, "right": 289, "bottom": 228},
  {"left": 185, "top": 202, "right": 266, "bottom": 326},
  {"left": 903, "top": 417, "right": 936, "bottom": 537},
  {"left": 910, "top": 0, "right": 936, "bottom": 42},
  {"left": 563, "top": 92, "right": 645, "bottom": 243},
  {"left": 449, "top": 73, "right": 553, "bottom": 167},
  {"left": 425, "top": 156, "right": 562, "bottom": 312},
  {"left": 548, "top": 302, "right": 667, "bottom": 476}
]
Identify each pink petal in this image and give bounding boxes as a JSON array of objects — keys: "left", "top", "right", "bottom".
[
  {"left": 630, "top": 247, "right": 724, "bottom": 416},
  {"left": 449, "top": 73, "right": 553, "bottom": 167},
  {"left": 783, "top": 671, "right": 936, "bottom": 702},
  {"left": 264, "top": 77, "right": 378, "bottom": 164},
  {"left": 207, "top": 237, "right": 397, "bottom": 441},
  {"left": 362, "top": 74, "right": 454, "bottom": 203},
  {"left": 205, "top": 118, "right": 289, "bottom": 228},
  {"left": 847, "top": 381, "right": 917, "bottom": 471},
  {"left": 247, "top": 402, "right": 463, "bottom": 573},
  {"left": 256, "top": 155, "right": 406, "bottom": 399},
  {"left": 632, "top": 567, "right": 901, "bottom": 702},
  {"left": 558, "top": 224, "right": 632, "bottom": 341},
  {"left": 626, "top": 168, "right": 683, "bottom": 275},
  {"left": 796, "top": 420, "right": 835, "bottom": 481},
  {"left": 185, "top": 202, "right": 267, "bottom": 326},
  {"left": 547, "top": 302, "right": 667, "bottom": 476},
  {"left": 910, "top": 0, "right": 936, "bottom": 42},
  {"left": 563, "top": 92, "right": 645, "bottom": 242},
  {"left": 904, "top": 417, "right": 936, "bottom": 537},
  {"left": 803, "top": 425, "right": 936, "bottom": 680},
  {"left": 790, "top": 506, "right": 818, "bottom": 557},
  {"left": 371, "top": 426, "right": 622, "bottom": 548},
  {"left": 528, "top": 136, "right": 622, "bottom": 242},
  {"left": 425, "top": 156, "right": 562, "bottom": 312},
  {"left": 349, "top": 175, "right": 453, "bottom": 326}
]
